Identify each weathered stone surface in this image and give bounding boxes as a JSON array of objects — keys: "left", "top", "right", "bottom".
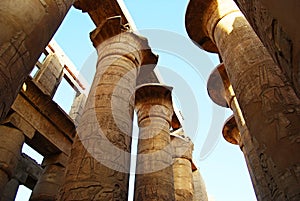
[
  {"left": 233, "top": 0, "right": 300, "bottom": 97},
  {"left": 192, "top": 169, "right": 208, "bottom": 201},
  {"left": 59, "top": 17, "right": 157, "bottom": 200},
  {"left": 0, "top": 178, "right": 19, "bottom": 201},
  {"left": 0, "top": 0, "right": 74, "bottom": 122},
  {"left": 171, "top": 131, "right": 194, "bottom": 201},
  {"left": 134, "top": 84, "right": 175, "bottom": 201},
  {"left": 33, "top": 53, "right": 64, "bottom": 98},
  {"left": 0, "top": 125, "right": 24, "bottom": 195},
  {"left": 186, "top": 0, "right": 300, "bottom": 200}
]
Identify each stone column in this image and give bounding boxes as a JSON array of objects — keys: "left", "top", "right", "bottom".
[
  {"left": 186, "top": 0, "right": 300, "bottom": 200},
  {"left": 0, "top": 178, "right": 19, "bottom": 201},
  {"left": 134, "top": 84, "right": 175, "bottom": 201},
  {"left": 0, "top": 0, "right": 74, "bottom": 122},
  {"left": 232, "top": 0, "right": 300, "bottom": 96},
  {"left": 171, "top": 130, "right": 194, "bottom": 201},
  {"left": 192, "top": 170, "right": 208, "bottom": 201},
  {"left": 0, "top": 125, "right": 24, "bottom": 195},
  {"left": 58, "top": 16, "right": 157, "bottom": 200},
  {"left": 33, "top": 53, "right": 65, "bottom": 98},
  {"left": 30, "top": 154, "right": 67, "bottom": 201}
]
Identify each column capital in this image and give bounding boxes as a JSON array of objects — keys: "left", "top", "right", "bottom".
[
  {"left": 134, "top": 83, "right": 173, "bottom": 125},
  {"left": 185, "top": 0, "right": 240, "bottom": 53},
  {"left": 207, "top": 62, "right": 234, "bottom": 108},
  {"left": 171, "top": 129, "right": 194, "bottom": 161},
  {"left": 222, "top": 115, "right": 241, "bottom": 145}
]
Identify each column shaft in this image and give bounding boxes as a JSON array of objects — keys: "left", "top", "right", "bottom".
[
  {"left": 233, "top": 0, "right": 300, "bottom": 96},
  {"left": 59, "top": 18, "right": 156, "bottom": 200},
  {"left": 0, "top": 125, "right": 24, "bottom": 194},
  {"left": 189, "top": 0, "right": 300, "bottom": 200},
  {"left": 0, "top": 0, "right": 74, "bottom": 122},
  {"left": 192, "top": 170, "right": 208, "bottom": 201},
  {"left": 0, "top": 178, "right": 19, "bottom": 201},
  {"left": 134, "top": 84, "right": 175, "bottom": 201}
]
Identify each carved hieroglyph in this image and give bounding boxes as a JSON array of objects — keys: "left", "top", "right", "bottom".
[
  {"left": 134, "top": 84, "right": 175, "bottom": 201},
  {"left": 0, "top": 0, "right": 74, "bottom": 122},
  {"left": 186, "top": 0, "right": 300, "bottom": 200},
  {"left": 59, "top": 17, "right": 157, "bottom": 201},
  {"left": 233, "top": 0, "right": 300, "bottom": 97},
  {"left": 0, "top": 125, "right": 24, "bottom": 195}
]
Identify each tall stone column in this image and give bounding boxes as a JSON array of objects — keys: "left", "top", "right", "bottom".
[
  {"left": 0, "top": 0, "right": 74, "bottom": 122},
  {"left": 0, "top": 125, "right": 24, "bottom": 195},
  {"left": 0, "top": 178, "right": 19, "bottom": 201},
  {"left": 58, "top": 17, "right": 157, "bottom": 200},
  {"left": 30, "top": 154, "right": 67, "bottom": 201},
  {"left": 134, "top": 84, "right": 175, "bottom": 201},
  {"left": 232, "top": 0, "right": 300, "bottom": 96},
  {"left": 171, "top": 130, "right": 194, "bottom": 201},
  {"left": 186, "top": 0, "right": 300, "bottom": 200}
]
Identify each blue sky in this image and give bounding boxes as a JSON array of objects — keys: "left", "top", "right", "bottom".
[{"left": 17, "top": 1, "right": 257, "bottom": 201}]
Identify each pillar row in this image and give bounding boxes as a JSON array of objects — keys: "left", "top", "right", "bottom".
[
  {"left": 134, "top": 84, "right": 175, "bottom": 201},
  {"left": 0, "top": 125, "right": 24, "bottom": 195},
  {"left": 0, "top": 0, "right": 74, "bottom": 122},
  {"left": 186, "top": 0, "right": 300, "bottom": 200},
  {"left": 58, "top": 16, "right": 157, "bottom": 201}
]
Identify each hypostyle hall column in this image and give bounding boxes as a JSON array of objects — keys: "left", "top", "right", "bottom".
[
  {"left": 192, "top": 170, "right": 208, "bottom": 201},
  {"left": 186, "top": 0, "right": 300, "bottom": 200},
  {"left": 208, "top": 63, "right": 274, "bottom": 200},
  {"left": 58, "top": 17, "right": 157, "bottom": 200},
  {"left": 171, "top": 130, "right": 194, "bottom": 201},
  {"left": 0, "top": 0, "right": 74, "bottom": 122},
  {"left": 134, "top": 84, "right": 175, "bottom": 201},
  {"left": 232, "top": 0, "right": 300, "bottom": 97},
  {"left": 0, "top": 125, "right": 24, "bottom": 195},
  {"left": 30, "top": 154, "right": 67, "bottom": 201}
]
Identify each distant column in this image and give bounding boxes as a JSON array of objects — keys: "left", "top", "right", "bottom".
[
  {"left": 59, "top": 17, "right": 157, "bottom": 200},
  {"left": 0, "top": 0, "right": 74, "bottom": 122},
  {"left": 171, "top": 130, "right": 194, "bottom": 201},
  {"left": 0, "top": 125, "right": 24, "bottom": 195},
  {"left": 186, "top": 0, "right": 300, "bottom": 200},
  {"left": 134, "top": 84, "right": 175, "bottom": 201},
  {"left": 30, "top": 153, "right": 67, "bottom": 201},
  {"left": 192, "top": 169, "right": 208, "bottom": 201},
  {"left": 0, "top": 178, "right": 19, "bottom": 201}
]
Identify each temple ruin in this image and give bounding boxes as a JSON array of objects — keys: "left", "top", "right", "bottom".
[{"left": 0, "top": 0, "right": 299, "bottom": 200}]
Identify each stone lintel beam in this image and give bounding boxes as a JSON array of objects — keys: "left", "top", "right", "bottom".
[
  {"left": 222, "top": 115, "right": 241, "bottom": 146},
  {"left": 9, "top": 78, "right": 75, "bottom": 156},
  {"left": 134, "top": 83, "right": 175, "bottom": 201},
  {"left": 0, "top": 0, "right": 74, "bottom": 122},
  {"left": 73, "top": 0, "right": 128, "bottom": 27},
  {"left": 41, "top": 152, "right": 69, "bottom": 168}
]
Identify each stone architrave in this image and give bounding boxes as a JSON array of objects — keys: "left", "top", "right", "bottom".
[
  {"left": 232, "top": 0, "right": 300, "bottom": 97},
  {"left": 0, "top": 125, "right": 24, "bottom": 195},
  {"left": 0, "top": 0, "right": 74, "bottom": 122},
  {"left": 171, "top": 129, "right": 194, "bottom": 201},
  {"left": 58, "top": 16, "right": 157, "bottom": 201},
  {"left": 186, "top": 0, "right": 300, "bottom": 200},
  {"left": 134, "top": 84, "right": 175, "bottom": 201}
]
